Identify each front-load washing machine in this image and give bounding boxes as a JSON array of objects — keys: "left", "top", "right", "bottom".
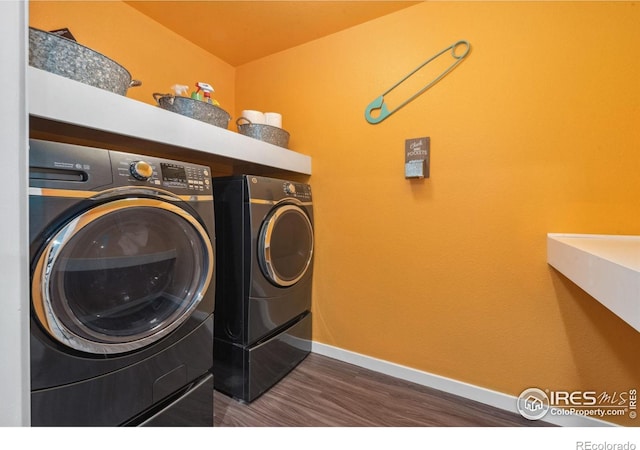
[
  {"left": 29, "top": 139, "right": 215, "bottom": 426},
  {"left": 212, "top": 175, "right": 313, "bottom": 402}
]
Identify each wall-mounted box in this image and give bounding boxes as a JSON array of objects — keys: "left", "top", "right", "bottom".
[{"left": 405, "top": 137, "right": 429, "bottom": 179}]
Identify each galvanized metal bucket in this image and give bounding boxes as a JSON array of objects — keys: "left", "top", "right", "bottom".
[
  {"left": 153, "top": 94, "right": 231, "bottom": 129},
  {"left": 236, "top": 117, "right": 290, "bottom": 148},
  {"left": 29, "top": 27, "right": 141, "bottom": 96}
]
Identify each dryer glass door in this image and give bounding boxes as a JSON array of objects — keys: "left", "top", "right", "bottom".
[
  {"left": 259, "top": 204, "right": 314, "bottom": 287},
  {"left": 32, "top": 198, "right": 214, "bottom": 354}
]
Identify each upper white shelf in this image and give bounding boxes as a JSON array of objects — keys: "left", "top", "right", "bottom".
[
  {"left": 28, "top": 67, "right": 312, "bottom": 175},
  {"left": 547, "top": 233, "right": 640, "bottom": 332}
]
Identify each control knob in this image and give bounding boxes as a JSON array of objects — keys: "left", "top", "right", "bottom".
[
  {"left": 284, "top": 183, "right": 296, "bottom": 195},
  {"left": 130, "top": 160, "right": 154, "bottom": 181}
]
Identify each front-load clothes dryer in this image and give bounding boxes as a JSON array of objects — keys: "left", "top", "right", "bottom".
[
  {"left": 29, "top": 139, "right": 215, "bottom": 426},
  {"left": 212, "top": 175, "right": 313, "bottom": 402}
]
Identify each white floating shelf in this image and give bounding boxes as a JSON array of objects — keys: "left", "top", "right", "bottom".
[
  {"left": 28, "top": 67, "right": 312, "bottom": 175},
  {"left": 547, "top": 233, "right": 640, "bottom": 332}
]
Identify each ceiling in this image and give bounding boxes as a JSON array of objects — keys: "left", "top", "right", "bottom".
[{"left": 125, "top": 1, "right": 420, "bottom": 66}]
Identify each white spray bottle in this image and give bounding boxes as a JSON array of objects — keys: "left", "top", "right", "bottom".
[{"left": 171, "top": 84, "right": 189, "bottom": 97}]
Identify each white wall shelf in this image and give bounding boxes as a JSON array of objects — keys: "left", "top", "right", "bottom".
[
  {"left": 547, "top": 233, "right": 640, "bottom": 332},
  {"left": 28, "top": 67, "right": 312, "bottom": 176}
]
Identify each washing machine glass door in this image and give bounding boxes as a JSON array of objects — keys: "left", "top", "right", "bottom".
[
  {"left": 32, "top": 196, "right": 214, "bottom": 355},
  {"left": 259, "top": 203, "right": 314, "bottom": 287}
]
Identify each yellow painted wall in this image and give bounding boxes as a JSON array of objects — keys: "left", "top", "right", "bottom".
[
  {"left": 236, "top": 2, "right": 640, "bottom": 425},
  {"left": 29, "top": 0, "right": 235, "bottom": 113}
]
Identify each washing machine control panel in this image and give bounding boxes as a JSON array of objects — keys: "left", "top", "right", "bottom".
[
  {"left": 282, "top": 181, "right": 311, "bottom": 201},
  {"left": 113, "top": 152, "right": 211, "bottom": 193}
]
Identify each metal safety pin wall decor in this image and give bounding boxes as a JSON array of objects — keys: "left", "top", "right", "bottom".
[{"left": 364, "top": 40, "right": 471, "bottom": 125}]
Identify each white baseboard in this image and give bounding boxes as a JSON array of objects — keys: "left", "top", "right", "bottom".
[{"left": 311, "top": 342, "right": 614, "bottom": 427}]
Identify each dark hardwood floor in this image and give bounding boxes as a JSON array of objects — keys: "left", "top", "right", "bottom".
[{"left": 213, "top": 353, "right": 552, "bottom": 427}]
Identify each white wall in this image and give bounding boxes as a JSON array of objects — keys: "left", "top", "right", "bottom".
[{"left": 0, "top": 0, "right": 30, "bottom": 426}]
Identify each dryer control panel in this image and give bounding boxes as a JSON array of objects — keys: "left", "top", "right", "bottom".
[
  {"left": 282, "top": 181, "right": 312, "bottom": 202},
  {"left": 246, "top": 175, "right": 312, "bottom": 203}
]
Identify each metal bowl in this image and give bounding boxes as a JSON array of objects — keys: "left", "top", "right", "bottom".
[
  {"left": 236, "top": 118, "right": 290, "bottom": 148},
  {"left": 153, "top": 94, "right": 231, "bottom": 129},
  {"left": 29, "top": 27, "right": 141, "bottom": 96}
]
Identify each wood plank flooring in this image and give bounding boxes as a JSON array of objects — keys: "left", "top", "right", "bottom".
[{"left": 213, "top": 353, "right": 552, "bottom": 427}]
